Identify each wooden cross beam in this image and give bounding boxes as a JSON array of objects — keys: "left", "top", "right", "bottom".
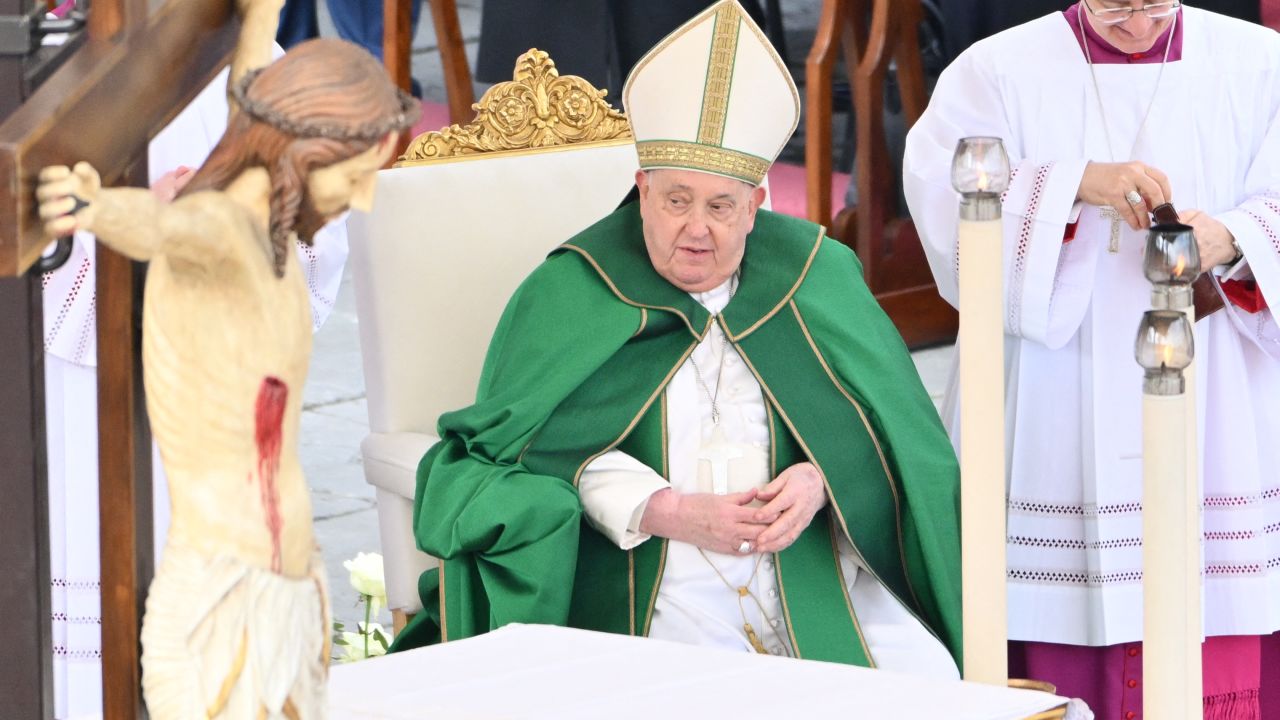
[{"left": 0, "top": 2, "right": 238, "bottom": 717}]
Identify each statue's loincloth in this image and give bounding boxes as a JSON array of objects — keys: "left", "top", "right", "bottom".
[{"left": 141, "top": 543, "right": 330, "bottom": 719}]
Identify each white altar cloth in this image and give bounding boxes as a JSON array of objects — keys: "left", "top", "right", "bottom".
[{"left": 328, "top": 624, "right": 1066, "bottom": 719}]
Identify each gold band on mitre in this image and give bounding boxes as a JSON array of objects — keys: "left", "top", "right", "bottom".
[
  {"left": 623, "top": 0, "right": 800, "bottom": 188},
  {"left": 636, "top": 140, "right": 771, "bottom": 185}
]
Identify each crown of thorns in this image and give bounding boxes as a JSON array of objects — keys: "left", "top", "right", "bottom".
[{"left": 232, "top": 67, "right": 421, "bottom": 140}]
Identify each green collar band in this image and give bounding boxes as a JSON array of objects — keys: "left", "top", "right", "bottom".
[{"left": 556, "top": 203, "right": 826, "bottom": 342}]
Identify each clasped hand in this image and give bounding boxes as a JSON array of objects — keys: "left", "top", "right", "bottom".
[{"left": 640, "top": 462, "right": 827, "bottom": 555}]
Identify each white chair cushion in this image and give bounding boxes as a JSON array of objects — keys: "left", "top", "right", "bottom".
[{"left": 361, "top": 431, "right": 439, "bottom": 500}]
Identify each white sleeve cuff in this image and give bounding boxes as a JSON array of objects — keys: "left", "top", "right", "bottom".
[{"left": 578, "top": 449, "right": 671, "bottom": 550}]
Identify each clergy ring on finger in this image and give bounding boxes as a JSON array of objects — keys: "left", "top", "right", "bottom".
[
  {"left": 1125, "top": 190, "right": 1143, "bottom": 206},
  {"left": 738, "top": 540, "right": 751, "bottom": 554}
]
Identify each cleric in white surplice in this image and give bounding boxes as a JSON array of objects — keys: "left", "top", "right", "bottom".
[{"left": 904, "top": 1, "right": 1280, "bottom": 715}]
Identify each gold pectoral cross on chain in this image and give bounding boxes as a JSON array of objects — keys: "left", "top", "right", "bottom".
[{"left": 1099, "top": 206, "right": 1123, "bottom": 254}]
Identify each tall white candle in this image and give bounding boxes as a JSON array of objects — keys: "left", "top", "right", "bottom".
[
  {"left": 1135, "top": 309, "right": 1198, "bottom": 719},
  {"left": 1141, "top": 225, "right": 1203, "bottom": 715},
  {"left": 1179, "top": 304, "right": 1202, "bottom": 717},
  {"left": 952, "top": 137, "right": 1009, "bottom": 686}
]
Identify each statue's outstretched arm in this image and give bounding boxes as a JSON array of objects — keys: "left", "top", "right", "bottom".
[{"left": 37, "top": 162, "right": 229, "bottom": 265}]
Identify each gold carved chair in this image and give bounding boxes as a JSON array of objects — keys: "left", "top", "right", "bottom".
[{"left": 347, "top": 50, "right": 639, "bottom": 631}]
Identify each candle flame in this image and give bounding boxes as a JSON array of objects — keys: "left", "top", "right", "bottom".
[
  {"left": 976, "top": 168, "right": 990, "bottom": 192},
  {"left": 1161, "top": 343, "right": 1174, "bottom": 366},
  {"left": 1174, "top": 255, "right": 1187, "bottom": 278}
]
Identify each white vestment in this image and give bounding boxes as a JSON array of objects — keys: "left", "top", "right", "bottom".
[
  {"left": 42, "top": 63, "right": 348, "bottom": 719},
  {"left": 904, "top": 7, "right": 1280, "bottom": 646},
  {"left": 578, "top": 278, "right": 958, "bottom": 679}
]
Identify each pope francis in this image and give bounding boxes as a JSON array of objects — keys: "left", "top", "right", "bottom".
[{"left": 393, "top": 0, "right": 961, "bottom": 678}]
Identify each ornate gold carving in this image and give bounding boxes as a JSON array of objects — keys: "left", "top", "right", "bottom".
[
  {"left": 397, "top": 49, "right": 632, "bottom": 164},
  {"left": 697, "top": 4, "right": 741, "bottom": 146},
  {"left": 636, "top": 140, "right": 769, "bottom": 185}
]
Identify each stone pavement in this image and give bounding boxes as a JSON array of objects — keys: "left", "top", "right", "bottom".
[{"left": 308, "top": 0, "right": 955, "bottom": 632}]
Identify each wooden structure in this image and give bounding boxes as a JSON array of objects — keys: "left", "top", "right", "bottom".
[
  {"left": 806, "top": 0, "right": 957, "bottom": 348},
  {"left": 383, "top": 0, "right": 473, "bottom": 125},
  {"left": 0, "top": 1, "right": 238, "bottom": 717},
  {"left": 0, "top": 2, "right": 476, "bottom": 716}
]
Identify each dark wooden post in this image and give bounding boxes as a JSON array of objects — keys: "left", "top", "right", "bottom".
[
  {"left": 427, "top": 0, "right": 475, "bottom": 125},
  {"left": 1, "top": 0, "right": 56, "bottom": 716},
  {"left": 88, "top": 2, "right": 153, "bottom": 716},
  {"left": 0, "top": 275, "right": 53, "bottom": 719}
]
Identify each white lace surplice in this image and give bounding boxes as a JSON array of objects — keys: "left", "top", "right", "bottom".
[{"left": 905, "top": 8, "right": 1280, "bottom": 645}]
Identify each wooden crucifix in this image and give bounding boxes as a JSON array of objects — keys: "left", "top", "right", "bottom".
[{"left": 0, "top": 1, "right": 238, "bottom": 717}]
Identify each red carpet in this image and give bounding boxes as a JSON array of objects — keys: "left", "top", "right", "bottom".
[{"left": 410, "top": 100, "right": 850, "bottom": 223}]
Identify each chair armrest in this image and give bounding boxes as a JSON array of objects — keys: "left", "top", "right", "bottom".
[
  {"left": 361, "top": 431, "right": 440, "bottom": 614},
  {"left": 361, "top": 431, "right": 440, "bottom": 499}
]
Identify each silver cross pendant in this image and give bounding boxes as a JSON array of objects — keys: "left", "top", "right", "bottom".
[{"left": 1099, "top": 206, "right": 1123, "bottom": 254}]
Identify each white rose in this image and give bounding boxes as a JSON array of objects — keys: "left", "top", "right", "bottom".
[
  {"left": 342, "top": 552, "right": 387, "bottom": 609},
  {"left": 334, "top": 622, "right": 391, "bottom": 663}
]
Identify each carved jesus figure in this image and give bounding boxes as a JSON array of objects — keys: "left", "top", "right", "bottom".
[{"left": 34, "top": 1, "right": 417, "bottom": 716}]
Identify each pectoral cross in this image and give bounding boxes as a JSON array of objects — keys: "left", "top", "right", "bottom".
[
  {"left": 698, "top": 425, "right": 744, "bottom": 495},
  {"left": 1099, "top": 206, "right": 1123, "bottom": 253}
]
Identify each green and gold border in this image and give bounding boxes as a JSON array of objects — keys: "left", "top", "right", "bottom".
[
  {"left": 636, "top": 139, "right": 770, "bottom": 185},
  {"left": 696, "top": 5, "right": 741, "bottom": 146}
]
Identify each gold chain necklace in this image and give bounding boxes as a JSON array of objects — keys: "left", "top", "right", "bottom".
[
  {"left": 696, "top": 547, "right": 789, "bottom": 655},
  {"left": 686, "top": 275, "right": 737, "bottom": 425}
]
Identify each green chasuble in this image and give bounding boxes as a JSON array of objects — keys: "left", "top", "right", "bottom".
[{"left": 392, "top": 203, "right": 962, "bottom": 668}]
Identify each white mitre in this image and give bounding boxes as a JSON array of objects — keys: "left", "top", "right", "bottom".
[{"left": 622, "top": 0, "right": 800, "bottom": 186}]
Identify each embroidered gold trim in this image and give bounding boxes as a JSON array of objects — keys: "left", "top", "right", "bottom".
[
  {"left": 737, "top": 340, "right": 936, "bottom": 645},
  {"left": 633, "top": 307, "right": 649, "bottom": 338},
  {"left": 642, "top": 539, "right": 669, "bottom": 636},
  {"left": 628, "top": 549, "right": 637, "bottom": 635},
  {"left": 773, "top": 553, "right": 803, "bottom": 658},
  {"left": 571, "top": 337, "right": 702, "bottom": 487},
  {"left": 787, "top": 299, "right": 924, "bottom": 612},
  {"left": 725, "top": 225, "right": 825, "bottom": 342},
  {"left": 766, "top": 403, "right": 777, "bottom": 476},
  {"left": 829, "top": 519, "right": 875, "bottom": 667},
  {"left": 557, "top": 244, "right": 705, "bottom": 341},
  {"left": 660, "top": 393, "right": 670, "bottom": 478},
  {"left": 621, "top": 1, "right": 801, "bottom": 162},
  {"left": 397, "top": 49, "right": 632, "bottom": 164},
  {"left": 636, "top": 140, "right": 769, "bottom": 185},
  {"left": 438, "top": 562, "right": 448, "bottom": 643},
  {"left": 697, "top": 5, "right": 740, "bottom": 146}
]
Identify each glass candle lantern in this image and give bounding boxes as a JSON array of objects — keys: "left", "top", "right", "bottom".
[
  {"left": 1135, "top": 309, "right": 1195, "bottom": 395},
  {"left": 1144, "top": 223, "right": 1201, "bottom": 309},
  {"left": 952, "top": 137, "right": 1010, "bottom": 221}
]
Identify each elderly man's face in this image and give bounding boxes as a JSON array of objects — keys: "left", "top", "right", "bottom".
[{"left": 636, "top": 169, "right": 766, "bottom": 293}]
